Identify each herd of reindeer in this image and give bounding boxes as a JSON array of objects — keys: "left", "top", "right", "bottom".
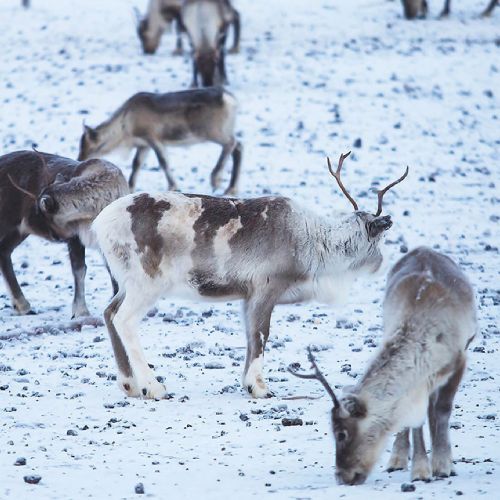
[{"left": 1, "top": 0, "right": 488, "bottom": 487}]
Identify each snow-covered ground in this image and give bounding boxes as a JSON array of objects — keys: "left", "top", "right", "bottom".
[{"left": 0, "top": 0, "right": 499, "bottom": 498}]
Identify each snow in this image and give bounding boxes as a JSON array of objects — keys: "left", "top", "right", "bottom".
[{"left": 0, "top": 0, "right": 499, "bottom": 498}]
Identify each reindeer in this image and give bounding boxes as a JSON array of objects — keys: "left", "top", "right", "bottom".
[
  {"left": 289, "top": 247, "right": 476, "bottom": 485},
  {"left": 401, "top": 0, "right": 498, "bottom": 19},
  {"left": 181, "top": 0, "right": 241, "bottom": 87},
  {"left": 78, "top": 87, "right": 242, "bottom": 195},
  {"left": 92, "top": 152, "right": 408, "bottom": 399},
  {"left": 136, "top": 0, "right": 185, "bottom": 55},
  {"left": 0, "top": 150, "right": 128, "bottom": 318},
  {"left": 135, "top": 0, "right": 240, "bottom": 57}
]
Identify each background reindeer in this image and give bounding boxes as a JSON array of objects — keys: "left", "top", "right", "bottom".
[
  {"left": 0, "top": 150, "right": 128, "bottom": 318},
  {"left": 401, "top": 0, "right": 498, "bottom": 18},
  {"left": 181, "top": 0, "right": 240, "bottom": 86},
  {"left": 290, "top": 247, "right": 476, "bottom": 485},
  {"left": 136, "top": 0, "right": 240, "bottom": 57},
  {"left": 78, "top": 87, "right": 242, "bottom": 194},
  {"left": 136, "top": 0, "right": 184, "bottom": 55},
  {"left": 92, "top": 152, "right": 407, "bottom": 399}
]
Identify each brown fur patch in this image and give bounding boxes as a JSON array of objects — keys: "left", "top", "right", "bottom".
[{"left": 127, "top": 194, "right": 171, "bottom": 278}]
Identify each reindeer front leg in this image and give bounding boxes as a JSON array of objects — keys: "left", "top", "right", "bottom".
[
  {"left": 172, "top": 17, "right": 183, "bottom": 55},
  {"left": 67, "top": 237, "right": 90, "bottom": 318},
  {"left": 242, "top": 293, "right": 276, "bottom": 398},
  {"left": 111, "top": 288, "right": 167, "bottom": 399},
  {"left": 387, "top": 429, "right": 410, "bottom": 472}
]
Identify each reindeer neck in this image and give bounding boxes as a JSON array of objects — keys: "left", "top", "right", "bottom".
[
  {"left": 95, "top": 112, "right": 127, "bottom": 154},
  {"left": 311, "top": 213, "right": 362, "bottom": 271}
]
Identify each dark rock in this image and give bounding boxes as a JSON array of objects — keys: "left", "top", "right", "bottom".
[
  {"left": 401, "top": 483, "right": 416, "bottom": 492},
  {"left": 135, "top": 483, "right": 145, "bottom": 494},
  {"left": 24, "top": 475, "right": 41, "bottom": 484},
  {"left": 353, "top": 138, "right": 362, "bottom": 148},
  {"left": 66, "top": 429, "right": 78, "bottom": 436},
  {"left": 14, "top": 457, "right": 26, "bottom": 466},
  {"left": 282, "top": 418, "right": 303, "bottom": 426}
]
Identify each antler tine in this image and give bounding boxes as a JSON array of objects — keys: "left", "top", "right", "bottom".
[
  {"left": 374, "top": 166, "right": 409, "bottom": 216},
  {"left": 288, "top": 347, "right": 339, "bottom": 407},
  {"left": 326, "top": 151, "right": 359, "bottom": 211}
]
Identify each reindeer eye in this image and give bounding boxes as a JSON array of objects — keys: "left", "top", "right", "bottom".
[{"left": 337, "top": 430, "right": 348, "bottom": 442}]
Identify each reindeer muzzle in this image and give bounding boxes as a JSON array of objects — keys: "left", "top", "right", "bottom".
[{"left": 368, "top": 215, "right": 392, "bottom": 238}]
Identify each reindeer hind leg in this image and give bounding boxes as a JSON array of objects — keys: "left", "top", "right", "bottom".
[{"left": 429, "top": 359, "right": 465, "bottom": 477}]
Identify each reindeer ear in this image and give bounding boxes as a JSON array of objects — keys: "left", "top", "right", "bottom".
[
  {"left": 341, "top": 395, "right": 367, "bottom": 419},
  {"left": 83, "top": 125, "right": 98, "bottom": 142}
]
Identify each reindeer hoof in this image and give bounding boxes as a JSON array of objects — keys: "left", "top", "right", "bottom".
[{"left": 14, "top": 297, "right": 32, "bottom": 315}]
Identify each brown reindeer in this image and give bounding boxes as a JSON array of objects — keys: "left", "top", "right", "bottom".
[
  {"left": 0, "top": 150, "right": 128, "bottom": 317},
  {"left": 78, "top": 87, "right": 242, "bottom": 194},
  {"left": 290, "top": 247, "right": 476, "bottom": 485},
  {"left": 92, "top": 152, "right": 408, "bottom": 399}
]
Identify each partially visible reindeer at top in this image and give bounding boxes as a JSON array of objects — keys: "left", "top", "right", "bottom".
[
  {"left": 78, "top": 86, "right": 242, "bottom": 194},
  {"left": 92, "top": 152, "right": 408, "bottom": 399},
  {"left": 290, "top": 247, "right": 476, "bottom": 485},
  {"left": 135, "top": 0, "right": 240, "bottom": 57},
  {"left": 0, "top": 150, "right": 128, "bottom": 318},
  {"left": 401, "top": 0, "right": 498, "bottom": 19},
  {"left": 181, "top": 0, "right": 241, "bottom": 86}
]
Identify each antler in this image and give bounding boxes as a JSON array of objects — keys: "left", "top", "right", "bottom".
[
  {"left": 374, "top": 166, "right": 409, "bottom": 216},
  {"left": 327, "top": 151, "right": 358, "bottom": 211},
  {"left": 288, "top": 346, "right": 339, "bottom": 407}
]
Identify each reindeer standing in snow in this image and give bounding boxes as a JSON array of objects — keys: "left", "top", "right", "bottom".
[
  {"left": 290, "top": 247, "right": 476, "bottom": 485},
  {"left": 78, "top": 87, "right": 242, "bottom": 194},
  {"left": 401, "top": 0, "right": 498, "bottom": 19},
  {"left": 0, "top": 150, "right": 128, "bottom": 317},
  {"left": 93, "top": 152, "right": 408, "bottom": 399}
]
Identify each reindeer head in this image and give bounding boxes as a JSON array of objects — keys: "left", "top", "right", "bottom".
[
  {"left": 137, "top": 17, "right": 163, "bottom": 54},
  {"left": 326, "top": 152, "right": 408, "bottom": 274},
  {"left": 195, "top": 48, "right": 222, "bottom": 87},
  {"left": 78, "top": 124, "right": 102, "bottom": 161},
  {"left": 289, "top": 348, "right": 384, "bottom": 485}
]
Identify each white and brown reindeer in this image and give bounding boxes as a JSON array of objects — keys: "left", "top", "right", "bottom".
[
  {"left": 78, "top": 86, "right": 242, "bottom": 194},
  {"left": 181, "top": 0, "right": 240, "bottom": 86},
  {"left": 92, "top": 152, "right": 408, "bottom": 399},
  {"left": 135, "top": 0, "right": 240, "bottom": 57},
  {"left": 290, "top": 247, "right": 476, "bottom": 485},
  {"left": 401, "top": 0, "right": 498, "bottom": 19},
  {"left": 0, "top": 150, "right": 128, "bottom": 317}
]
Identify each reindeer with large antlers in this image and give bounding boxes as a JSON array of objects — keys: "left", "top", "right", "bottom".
[
  {"left": 92, "top": 152, "right": 408, "bottom": 399},
  {"left": 290, "top": 247, "right": 476, "bottom": 485}
]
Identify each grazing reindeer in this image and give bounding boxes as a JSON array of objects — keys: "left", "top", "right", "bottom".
[
  {"left": 135, "top": 0, "right": 185, "bottom": 55},
  {"left": 401, "top": 0, "right": 498, "bottom": 19},
  {"left": 289, "top": 247, "right": 476, "bottom": 485},
  {"left": 0, "top": 150, "right": 128, "bottom": 317},
  {"left": 78, "top": 87, "right": 242, "bottom": 194},
  {"left": 135, "top": 0, "right": 240, "bottom": 56},
  {"left": 181, "top": 0, "right": 241, "bottom": 87},
  {"left": 92, "top": 152, "right": 408, "bottom": 399}
]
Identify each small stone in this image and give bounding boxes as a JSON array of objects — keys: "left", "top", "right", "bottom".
[
  {"left": 204, "top": 362, "right": 224, "bottom": 370},
  {"left": 401, "top": 483, "right": 416, "bottom": 492},
  {"left": 282, "top": 418, "right": 303, "bottom": 427},
  {"left": 135, "top": 483, "right": 145, "bottom": 494},
  {"left": 66, "top": 429, "right": 78, "bottom": 436},
  {"left": 353, "top": 138, "right": 362, "bottom": 148},
  {"left": 473, "top": 346, "right": 485, "bottom": 353},
  {"left": 239, "top": 413, "right": 249, "bottom": 422},
  {"left": 24, "top": 475, "right": 41, "bottom": 484},
  {"left": 14, "top": 457, "right": 26, "bottom": 466}
]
